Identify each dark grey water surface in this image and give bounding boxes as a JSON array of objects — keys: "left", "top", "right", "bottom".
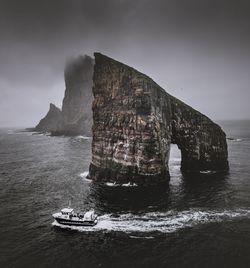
[{"left": 0, "top": 120, "right": 250, "bottom": 267}]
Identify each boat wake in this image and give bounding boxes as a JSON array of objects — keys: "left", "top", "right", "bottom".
[{"left": 52, "top": 208, "right": 250, "bottom": 234}]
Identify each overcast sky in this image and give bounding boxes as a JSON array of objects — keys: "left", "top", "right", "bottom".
[{"left": 0, "top": 0, "right": 249, "bottom": 127}]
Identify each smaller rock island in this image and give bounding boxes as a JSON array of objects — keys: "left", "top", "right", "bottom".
[
  {"left": 35, "top": 103, "right": 62, "bottom": 133},
  {"left": 34, "top": 55, "right": 94, "bottom": 136}
]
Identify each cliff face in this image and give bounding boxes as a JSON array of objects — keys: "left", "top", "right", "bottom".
[
  {"left": 89, "top": 53, "right": 229, "bottom": 185},
  {"left": 35, "top": 103, "right": 62, "bottom": 132},
  {"left": 59, "top": 55, "right": 94, "bottom": 136},
  {"left": 35, "top": 55, "right": 94, "bottom": 136}
]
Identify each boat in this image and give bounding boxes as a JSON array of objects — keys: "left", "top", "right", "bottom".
[{"left": 52, "top": 207, "right": 98, "bottom": 226}]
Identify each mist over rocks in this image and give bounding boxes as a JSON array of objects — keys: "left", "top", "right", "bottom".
[
  {"left": 89, "top": 53, "right": 229, "bottom": 185},
  {"left": 59, "top": 55, "right": 94, "bottom": 136},
  {"left": 35, "top": 55, "right": 94, "bottom": 136}
]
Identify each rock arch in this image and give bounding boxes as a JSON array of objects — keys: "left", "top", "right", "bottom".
[{"left": 89, "top": 53, "right": 228, "bottom": 185}]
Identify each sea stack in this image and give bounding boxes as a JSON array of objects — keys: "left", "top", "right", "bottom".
[
  {"left": 35, "top": 103, "right": 62, "bottom": 133},
  {"left": 35, "top": 55, "right": 94, "bottom": 136},
  {"left": 59, "top": 55, "right": 94, "bottom": 136},
  {"left": 89, "top": 53, "right": 229, "bottom": 185}
]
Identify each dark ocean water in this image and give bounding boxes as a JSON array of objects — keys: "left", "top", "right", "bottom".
[{"left": 0, "top": 120, "right": 250, "bottom": 268}]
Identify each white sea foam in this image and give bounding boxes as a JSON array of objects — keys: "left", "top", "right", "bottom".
[
  {"left": 199, "top": 170, "right": 217, "bottom": 174},
  {"left": 105, "top": 182, "right": 138, "bottom": 187},
  {"left": 79, "top": 172, "right": 92, "bottom": 182},
  {"left": 105, "top": 182, "right": 117, "bottom": 187},
  {"left": 52, "top": 208, "right": 250, "bottom": 234},
  {"left": 32, "top": 133, "right": 48, "bottom": 136},
  {"left": 75, "top": 135, "right": 92, "bottom": 141},
  {"left": 80, "top": 171, "right": 89, "bottom": 178},
  {"left": 228, "top": 138, "right": 243, "bottom": 142}
]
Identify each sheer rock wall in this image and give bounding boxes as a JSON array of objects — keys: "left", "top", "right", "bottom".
[{"left": 89, "top": 53, "right": 228, "bottom": 185}]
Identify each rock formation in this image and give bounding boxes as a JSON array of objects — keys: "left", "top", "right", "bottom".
[
  {"left": 59, "top": 55, "right": 94, "bottom": 136},
  {"left": 35, "top": 55, "right": 94, "bottom": 136},
  {"left": 89, "top": 53, "right": 229, "bottom": 185},
  {"left": 35, "top": 103, "right": 62, "bottom": 133}
]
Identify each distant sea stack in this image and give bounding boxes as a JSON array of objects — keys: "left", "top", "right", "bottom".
[
  {"left": 34, "top": 55, "right": 94, "bottom": 136},
  {"left": 35, "top": 103, "right": 62, "bottom": 133},
  {"left": 89, "top": 53, "right": 229, "bottom": 185},
  {"left": 59, "top": 55, "right": 94, "bottom": 136}
]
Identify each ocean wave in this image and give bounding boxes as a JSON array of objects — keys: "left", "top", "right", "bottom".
[
  {"left": 32, "top": 132, "right": 50, "bottom": 136},
  {"left": 227, "top": 137, "right": 243, "bottom": 142},
  {"left": 199, "top": 170, "right": 217, "bottom": 175},
  {"left": 8, "top": 130, "right": 39, "bottom": 135},
  {"left": 75, "top": 135, "right": 92, "bottom": 141},
  {"left": 105, "top": 182, "right": 138, "bottom": 187},
  {"left": 79, "top": 174, "right": 139, "bottom": 187},
  {"left": 79, "top": 172, "right": 92, "bottom": 182},
  {"left": 52, "top": 208, "right": 250, "bottom": 234},
  {"left": 129, "top": 235, "right": 155, "bottom": 239},
  {"left": 79, "top": 171, "right": 89, "bottom": 178}
]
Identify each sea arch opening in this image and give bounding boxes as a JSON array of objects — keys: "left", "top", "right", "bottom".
[{"left": 169, "top": 144, "right": 182, "bottom": 177}]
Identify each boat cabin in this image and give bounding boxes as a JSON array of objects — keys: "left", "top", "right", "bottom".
[
  {"left": 84, "top": 210, "right": 95, "bottom": 221},
  {"left": 61, "top": 208, "right": 74, "bottom": 215}
]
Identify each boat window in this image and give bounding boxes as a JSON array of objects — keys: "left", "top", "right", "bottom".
[{"left": 62, "top": 212, "right": 68, "bottom": 215}]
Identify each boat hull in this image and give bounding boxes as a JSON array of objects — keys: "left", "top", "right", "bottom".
[{"left": 54, "top": 217, "right": 98, "bottom": 226}]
